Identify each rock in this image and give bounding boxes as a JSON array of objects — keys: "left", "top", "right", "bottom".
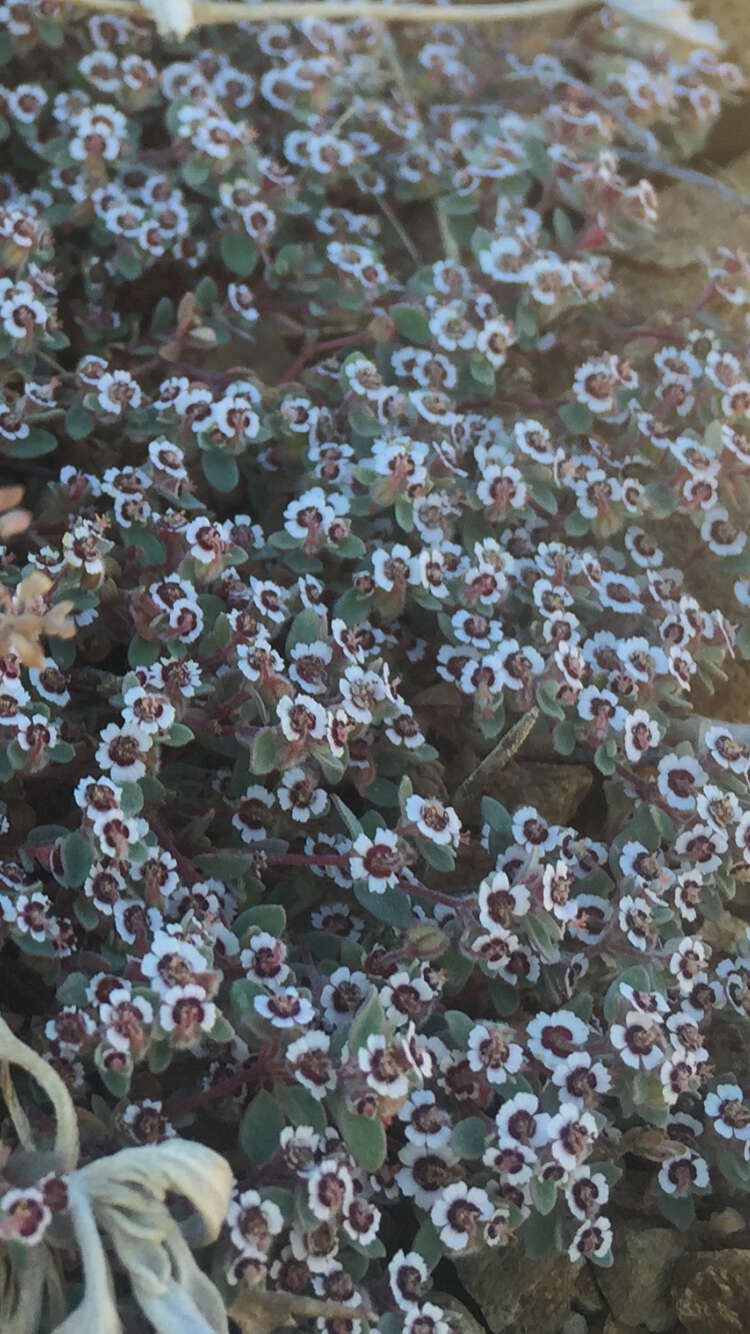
[
  {"left": 603, "top": 1323, "right": 653, "bottom": 1334},
  {"left": 561, "top": 1316, "right": 588, "bottom": 1334},
  {"left": 455, "top": 1245, "right": 583, "bottom": 1334},
  {"left": 431, "top": 1291, "right": 487, "bottom": 1334},
  {"left": 708, "top": 1208, "right": 747, "bottom": 1237},
  {"left": 673, "top": 1249, "right": 750, "bottom": 1332},
  {"left": 595, "top": 1226, "right": 686, "bottom": 1331},
  {"left": 695, "top": 0, "right": 750, "bottom": 78},
  {"left": 574, "top": 1264, "right": 606, "bottom": 1315},
  {"left": 489, "top": 761, "right": 594, "bottom": 828}
]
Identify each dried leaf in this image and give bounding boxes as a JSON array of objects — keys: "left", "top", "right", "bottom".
[
  {"left": 0, "top": 486, "right": 24, "bottom": 513},
  {"left": 0, "top": 509, "right": 31, "bottom": 540},
  {"left": 229, "top": 1289, "right": 368, "bottom": 1334}
]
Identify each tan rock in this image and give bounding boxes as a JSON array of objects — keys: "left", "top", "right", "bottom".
[
  {"left": 673, "top": 1248, "right": 750, "bottom": 1332},
  {"left": 490, "top": 760, "right": 594, "bottom": 828},
  {"left": 595, "top": 1225, "right": 686, "bottom": 1331},
  {"left": 455, "top": 1244, "right": 583, "bottom": 1334},
  {"left": 695, "top": 0, "right": 750, "bottom": 78}
]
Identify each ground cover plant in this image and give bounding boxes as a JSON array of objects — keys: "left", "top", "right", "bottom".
[{"left": 1, "top": 1, "right": 750, "bottom": 1330}]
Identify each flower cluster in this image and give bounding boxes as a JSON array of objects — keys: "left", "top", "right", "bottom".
[{"left": 0, "top": 5, "right": 749, "bottom": 1333}]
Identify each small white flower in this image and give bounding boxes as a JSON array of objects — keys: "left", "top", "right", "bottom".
[{"left": 405, "top": 794, "right": 461, "bottom": 848}]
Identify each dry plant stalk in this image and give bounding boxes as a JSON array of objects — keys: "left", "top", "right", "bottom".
[{"left": 59, "top": 0, "right": 724, "bottom": 49}]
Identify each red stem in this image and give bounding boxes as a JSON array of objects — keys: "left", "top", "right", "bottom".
[{"left": 279, "top": 331, "right": 370, "bottom": 384}]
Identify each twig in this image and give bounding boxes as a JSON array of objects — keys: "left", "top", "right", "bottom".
[
  {"left": 64, "top": 0, "right": 597, "bottom": 27},
  {"left": 380, "top": 27, "right": 459, "bottom": 261},
  {"left": 454, "top": 706, "right": 540, "bottom": 810},
  {"left": 615, "top": 148, "right": 750, "bottom": 209}
]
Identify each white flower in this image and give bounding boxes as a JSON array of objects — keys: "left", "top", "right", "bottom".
[
  {"left": 278, "top": 766, "right": 327, "bottom": 823},
  {"left": 350, "top": 829, "right": 403, "bottom": 894},
  {"left": 306, "top": 1158, "right": 354, "bottom": 1221},
  {"left": 527, "top": 1010, "right": 589, "bottom": 1069},
  {"left": 226, "top": 1188, "right": 284, "bottom": 1258},
  {"left": 158, "top": 984, "right": 216, "bottom": 1045},
  {"left": 277, "top": 693, "right": 327, "bottom": 742},
  {"left": 658, "top": 1150, "right": 710, "bottom": 1196},
  {"left": 430, "top": 1182, "right": 492, "bottom": 1251},
  {"left": 405, "top": 794, "right": 461, "bottom": 848},
  {"left": 467, "top": 1023, "right": 523, "bottom": 1084},
  {"left": 495, "top": 1092, "right": 550, "bottom": 1149},
  {"left": 568, "top": 1216, "right": 612, "bottom": 1261},
  {"left": 95, "top": 721, "right": 153, "bottom": 782},
  {"left": 359, "top": 1032, "right": 411, "bottom": 1098},
  {"left": 254, "top": 988, "right": 315, "bottom": 1029},
  {"left": 389, "top": 1249, "right": 428, "bottom": 1310},
  {"left": 705, "top": 1083, "right": 750, "bottom": 1140},
  {"left": 548, "top": 1103, "right": 598, "bottom": 1170}
]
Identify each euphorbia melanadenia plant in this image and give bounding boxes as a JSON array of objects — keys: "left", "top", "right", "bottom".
[{"left": 0, "top": 4, "right": 750, "bottom": 1331}]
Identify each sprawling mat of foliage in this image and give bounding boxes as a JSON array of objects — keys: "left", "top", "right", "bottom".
[{"left": 1, "top": 2, "right": 750, "bottom": 1330}]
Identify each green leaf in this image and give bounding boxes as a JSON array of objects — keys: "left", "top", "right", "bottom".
[
  {"left": 594, "top": 742, "right": 617, "bottom": 776},
  {"left": 444, "top": 1010, "right": 474, "bottom": 1046},
  {"left": 522, "top": 1209, "right": 557, "bottom": 1258},
  {"left": 274, "top": 1082, "right": 326, "bottom": 1134},
  {"left": 119, "top": 782, "right": 144, "bottom": 816},
  {"left": 234, "top": 904, "right": 286, "bottom": 938},
  {"left": 151, "top": 297, "right": 175, "bottom": 334},
  {"left": 202, "top": 449, "right": 239, "bottom": 493},
  {"left": 489, "top": 978, "right": 519, "bottom": 1018},
  {"left": 127, "top": 524, "right": 166, "bottom": 566},
  {"left": 564, "top": 509, "right": 591, "bottom": 536},
  {"left": 128, "top": 635, "right": 160, "bottom": 668},
  {"left": 73, "top": 899, "right": 100, "bottom": 930},
  {"left": 182, "top": 157, "right": 210, "bottom": 187},
  {"left": 335, "top": 1101, "right": 386, "bottom": 1171},
  {"left": 57, "top": 972, "right": 89, "bottom": 1007},
  {"left": 145, "top": 1040, "right": 170, "bottom": 1074},
  {"left": 552, "top": 721, "right": 577, "bottom": 756},
  {"left": 450, "top": 1116, "right": 487, "bottom": 1159},
  {"left": 535, "top": 678, "right": 565, "bottom": 720},
  {"left": 332, "top": 795, "right": 363, "bottom": 839},
  {"left": 251, "top": 727, "right": 284, "bottom": 775},
  {"left": 531, "top": 479, "right": 558, "bottom": 515},
  {"left": 354, "top": 881, "right": 411, "bottom": 928},
  {"left": 195, "top": 277, "right": 219, "bottom": 308},
  {"left": 94, "top": 1046, "right": 132, "bottom": 1098},
  {"left": 220, "top": 231, "right": 257, "bottom": 277},
  {"left": 65, "top": 404, "right": 94, "bottom": 440},
  {"left": 481, "top": 797, "right": 513, "bottom": 838},
  {"left": 286, "top": 607, "right": 326, "bottom": 651},
  {"left": 717, "top": 1148, "right": 750, "bottom": 1192},
  {"left": 412, "top": 1219, "right": 443, "bottom": 1271},
  {"left": 394, "top": 495, "right": 414, "bottom": 532},
  {"left": 61, "top": 833, "right": 93, "bottom": 888},
  {"left": 390, "top": 304, "right": 432, "bottom": 346},
  {"left": 115, "top": 249, "right": 142, "bottom": 281},
  {"left": 48, "top": 741, "right": 75, "bottom": 765},
  {"left": 239, "top": 1089, "right": 285, "bottom": 1164},
  {"left": 415, "top": 838, "right": 455, "bottom": 872},
  {"left": 208, "top": 1015, "right": 235, "bottom": 1044},
  {"left": 523, "top": 135, "right": 551, "bottom": 180},
  {"left": 552, "top": 207, "right": 575, "bottom": 248},
  {"left": 4, "top": 428, "right": 57, "bottom": 458},
  {"left": 231, "top": 978, "right": 264, "bottom": 1019},
  {"left": 656, "top": 1191, "right": 695, "bottom": 1230},
  {"left": 530, "top": 1175, "right": 558, "bottom": 1216},
  {"left": 161, "top": 723, "right": 194, "bottom": 747},
  {"left": 348, "top": 989, "right": 385, "bottom": 1053},
  {"left": 559, "top": 401, "right": 594, "bottom": 434},
  {"left": 196, "top": 850, "right": 249, "bottom": 882}
]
